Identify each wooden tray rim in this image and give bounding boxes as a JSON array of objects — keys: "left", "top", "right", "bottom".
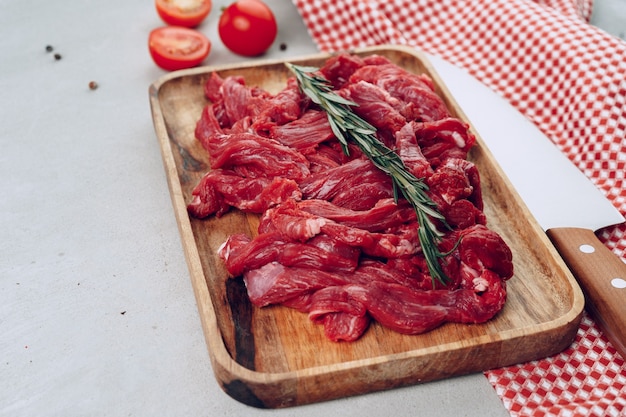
[{"left": 148, "top": 44, "right": 585, "bottom": 388}]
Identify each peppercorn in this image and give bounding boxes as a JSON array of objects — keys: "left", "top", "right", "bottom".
[
  {"left": 45, "top": 45, "right": 53, "bottom": 53},
  {"left": 88, "top": 81, "right": 98, "bottom": 90},
  {"left": 54, "top": 53, "right": 62, "bottom": 60}
]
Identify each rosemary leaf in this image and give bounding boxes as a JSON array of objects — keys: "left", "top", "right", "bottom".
[{"left": 286, "top": 62, "right": 454, "bottom": 287}]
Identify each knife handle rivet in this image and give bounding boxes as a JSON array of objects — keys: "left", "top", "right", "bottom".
[
  {"left": 579, "top": 244, "right": 595, "bottom": 254},
  {"left": 611, "top": 278, "right": 626, "bottom": 289}
]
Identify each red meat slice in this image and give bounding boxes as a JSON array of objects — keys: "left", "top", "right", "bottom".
[
  {"left": 220, "top": 231, "right": 360, "bottom": 277},
  {"left": 219, "top": 233, "right": 287, "bottom": 277},
  {"left": 443, "top": 199, "right": 487, "bottom": 229},
  {"left": 278, "top": 238, "right": 360, "bottom": 273},
  {"left": 242, "top": 262, "right": 347, "bottom": 307},
  {"left": 219, "top": 75, "right": 269, "bottom": 125},
  {"left": 428, "top": 158, "right": 482, "bottom": 209},
  {"left": 259, "top": 199, "right": 419, "bottom": 258},
  {"left": 314, "top": 312, "right": 371, "bottom": 342},
  {"left": 318, "top": 53, "right": 395, "bottom": 90},
  {"left": 187, "top": 170, "right": 301, "bottom": 218},
  {"left": 349, "top": 63, "right": 450, "bottom": 122},
  {"left": 195, "top": 104, "right": 224, "bottom": 151},
  {"left": 319, "top": 53, "right": 367, "bottom": 89},
  {"left": 269, "top": 109, "right": 334, "bottom": 152},
  {"left": 251, "top": 77, "right": 303, "bottom": 128},
  {"left": 203, "top": 71, "right": 226, "bottom": 102},
  {"left": 458, "top": 224, "right": 514, "bottom": 281},
  {"left": 395, "top": 122, "right": 434, "bottom": 179},
  {"left": 427, "top": 157, "right": 486, "bottom": 228},
  {"left": 304, "top": 145, "right": 342, "bottom": 172},
  {"left": 320, "top": 221, "right": 418, "bottom": 259},
  {"left": 299, "top": 158, "right": 394, "bottom": 210},
  {"left": 414, "top": 118, "right": 477, "bottom": 166},
  {"left": 308, "top": 286, "right": 370, "bottom": 342},
  {"left": 208, "top": 132, "right": 311, "bottom": 181},
  {"left": 202, "top": 73, "right": 303, "bottom": 136},
  {"left": 297, "top": 198, "right": 415, "bottom": 232},
  {"left": 346, "top": 283, "right": 449, "bottom": 334},
  {"left": 340, "top": 80, "right": 407, "bottom": 142}
]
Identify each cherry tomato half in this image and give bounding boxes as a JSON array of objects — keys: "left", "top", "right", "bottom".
[
  {"left": 218, "top": 0, "right": 277, "bottom": 57},
  {"left": 155, "top": 0, "right": 212, "bottom": 28},
  {"left": 148, "top": 26, "right": 211, "bottom": 71}
]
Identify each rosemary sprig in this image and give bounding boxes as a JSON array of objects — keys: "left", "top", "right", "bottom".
[{"left": 286, "top": 63, "right": 452, "bottom": 286}]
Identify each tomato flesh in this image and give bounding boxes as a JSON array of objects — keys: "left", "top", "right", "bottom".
[
  {"left": 149, "top": 26, "right": 211, "bottom": 71},
  {"left": 155, "top": 0, "right": 212, "bottom": 28},
  {"left": 218, "top": 0, "right": 277, "bottom": 57}
]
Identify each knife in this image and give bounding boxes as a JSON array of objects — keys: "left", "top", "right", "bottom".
[{"left": 428, "top": 54, "right": 626, "bottom": 359}]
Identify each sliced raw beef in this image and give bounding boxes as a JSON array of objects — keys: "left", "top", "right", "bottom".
[
  {"left": 395, "top": 122, "right": 433, "bottom": 179},
  {"left": 319, "top": 53, "right": 368, "bottom": 89},
  {"left": 349, "top": 63, "right": 450, "bottom": 122},
  {"left": 250, "top": 77, "right": 304, "bottom": 128},
  {"left": 297, "top": 198, "right": 415, "bottom": 232},
  {"left": 187, "top": 170, "right": 301, "bottom": 218},
  {"left": 414, "top": 117, "right": 477, "bottom": 166},
  {"left": 218, "top": 75, "right": 269, "bottom": 125},
  {"left": 269, "top": 109, "right": 334, "bottom": 152},
  {"left": 457, "top": 224, "right": 514, "bottom": 282},
  {"left": 189, "top": 53, "right": 514, "bottom": 342},
  {"left": 339, "top": 80, "right": 407, "bottom": 142},
  {"left": 427, "top": 157, "right": 483, "bottom": 210},
  {"left": 313, "top": 311, "right": 371, "bottom": 342},
  {"left": 241, "top": 227, "right": 511, "bottom": 339},
  {"left": 195, "top": 104, "right": 224, "bottom": 151},
  {"left": 308, "top": 286, "right": 370, "bottom": 342},
  {"left": 299, "top": 158, "right": 394, "bottom": 210},
  {"left": 242, "top": 262, "right": 347, "bottom": 307},
  {"left": 257, "top": 199, "right": 418, "bottom": 258},
  {"left": 207, "top": 132, "right": 311, "bottom": 181},
  {"left": 220, "top": 231, "right": 360, "bottom": 277}
]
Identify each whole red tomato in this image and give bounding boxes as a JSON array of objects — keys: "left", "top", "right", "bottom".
[
  {"left": 148, "top": 26, "right": 211, "bottom": 71},
  {"left": 218, "top": 0, "right": 278, "bottom": 56}
]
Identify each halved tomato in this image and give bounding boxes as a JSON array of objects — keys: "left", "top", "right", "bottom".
[
  {"left": 148, "top": 26, "right": 211, "bottom": 71},
  {"left": 155, "top": 0, "right": 212, "bottom": 28}
]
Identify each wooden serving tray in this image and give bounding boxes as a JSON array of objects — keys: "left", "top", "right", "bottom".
[{"left": 149, "top": 45, "right": 584, "bottom": 408}]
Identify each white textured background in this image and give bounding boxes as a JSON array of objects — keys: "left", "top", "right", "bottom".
[{"left": 591, "top": 0, "right": 626, "bottom": 38}]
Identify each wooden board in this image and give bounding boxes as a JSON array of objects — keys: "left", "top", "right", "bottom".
[{"left": 148, "top": 45, "right": 584, "bottom": 408}]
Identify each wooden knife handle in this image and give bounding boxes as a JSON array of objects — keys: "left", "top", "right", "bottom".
[{"left": 546, "top": 227, "right": 626, "bottom": 360}]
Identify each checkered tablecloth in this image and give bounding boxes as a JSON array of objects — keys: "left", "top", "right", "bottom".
[{"left": 290, "top": 0, "right": 626, "bottom": 415}]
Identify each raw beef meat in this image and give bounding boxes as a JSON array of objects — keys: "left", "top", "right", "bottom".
[
  {"left": 240, "top": 225, "right": 510, "bottom": 341},
  {"left": 187, "top": 169, "right": 301, "bottom": 218},
  {"left": 188, "top": 53, "right": 514, "bottom": 342},
  {"left": 349, "top": 63, "right": 451, "bottom": 122},
  {"left": 414, "top": 117, "right": 476, "bottom": 166},
  {"left": 206, "top": 132, "right": 311, "bottom": 181},
  {"left": 298, "top": 158, "right": 394, "bottom": 210},
  {"left": 269, "top": 109, "right": 334, "bottom": 152}
]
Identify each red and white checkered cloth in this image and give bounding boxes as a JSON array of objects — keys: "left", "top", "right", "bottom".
[{"left": 291, "top": 0, "right": 626, "bottom": 415}]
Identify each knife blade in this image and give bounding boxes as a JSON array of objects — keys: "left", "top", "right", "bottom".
[{"left": 428, "top": 54, "right": 626, "bottom": 359}]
